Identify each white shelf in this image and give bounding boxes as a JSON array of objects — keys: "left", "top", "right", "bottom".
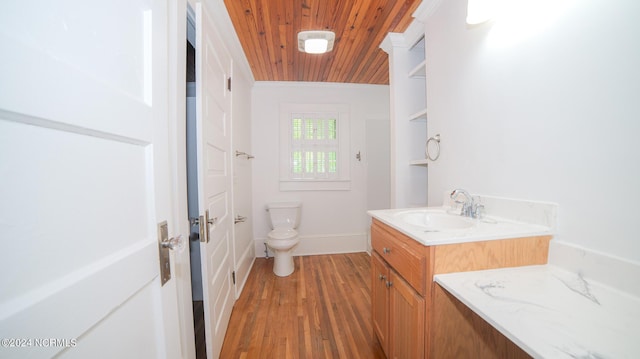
[
  {"left": 408, "top": 59, "right": 426, "bottom": 78},
  {"left": 409, "top": 108, "right": 427, "bottom": 122},
  {"left": 409, "top": 36, "right": 425, "bottom": 52},
  {"left": 409, "top": 159, "right": 429, "bottom": 166}
]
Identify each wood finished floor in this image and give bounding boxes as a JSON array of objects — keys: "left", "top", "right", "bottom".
[{"left": 219, "top": 253, "right": 385, "bottom": 359}]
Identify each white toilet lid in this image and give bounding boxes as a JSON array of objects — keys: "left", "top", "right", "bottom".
[{"left": 268, "top": 228, "right": 298, "bottom": 240}]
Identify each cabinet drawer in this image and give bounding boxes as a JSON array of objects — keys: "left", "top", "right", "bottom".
[{"left": 372, "top": 220, "right": 427, "bottom": 295}]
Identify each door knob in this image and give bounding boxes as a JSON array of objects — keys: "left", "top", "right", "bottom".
[{"left": 161, "top": 235, "right": 185, "bottom": 253}]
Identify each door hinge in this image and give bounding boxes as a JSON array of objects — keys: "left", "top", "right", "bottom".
[
  {"left": 227, "top": 77, "right": 231, "bottom": 92},
  {"left": 232, "top": 271, "right": 236, "bottom": 284}
]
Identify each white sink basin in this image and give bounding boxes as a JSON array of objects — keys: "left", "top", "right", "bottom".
[
  {"left": 369, "top": 205, "right": 553, "bottom": 246},
  {"left": 394, "top": 209, "right": 476, "bottom": 231}
]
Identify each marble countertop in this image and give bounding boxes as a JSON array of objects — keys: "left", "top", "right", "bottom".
[
  {"left": 367, "top": 206, "right": 553, "bottom": 246},
  {"left": 435, "top": 265, "right": 640, "bottom": 358}
]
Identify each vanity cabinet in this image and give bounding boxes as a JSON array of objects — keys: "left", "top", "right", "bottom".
[
  {"left": 372, "top": 251, "right": 425, "bottom": 359},
  {"left": 432, "top": 284, "right": 531, "bottom": 358},
  {"left": 389, "top": 268, "right": 425, "bottom": 359},
  {"left": 370, "top": 219, "right": 552, "bottom": 358},
  {"left": 372, "top": 220, "right": 428, "bottom": 358},
  {"left": 371, "top": 252, "right": 390, "bottom": 355}
]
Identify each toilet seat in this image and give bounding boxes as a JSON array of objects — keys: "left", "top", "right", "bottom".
[{"left": 268, "top": 228, "right": 298, "bottom": 240}]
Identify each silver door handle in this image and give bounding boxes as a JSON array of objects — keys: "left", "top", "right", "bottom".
[
  {"left": 200, "top": 210, "right": 217, "bottom": 243},
  {"left": 194, "top": 215, "right": 218, "bottom": 226},
  {"left": 161, "top": 235, "right": 185, "bottom": 252}
]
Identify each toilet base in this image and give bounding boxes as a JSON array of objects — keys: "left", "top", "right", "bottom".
[
  {"left": 272, "top": 251, "right": 295, "bottom": 277},
  {"left": 267, "top": 236, "right": 299, "bottom": 277}
]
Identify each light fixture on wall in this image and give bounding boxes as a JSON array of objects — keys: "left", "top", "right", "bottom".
[
  {"left": 466, "top": 0, "right": 499, "bottom": 25},
  {"left": 297, "top": 31, "right": 335, "bottom": 54}
]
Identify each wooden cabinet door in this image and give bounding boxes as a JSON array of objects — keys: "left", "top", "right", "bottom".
[
  {"left": 389, "top": 270, "right": 425, "bottom": 359},
  {"left": 372, "top": 252, "right": 390, "bottom": 356}
]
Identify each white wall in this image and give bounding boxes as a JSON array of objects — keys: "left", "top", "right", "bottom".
[
  {"left": 251, "top": 82, "right": 390, "bottom": 256},
  {"left": 366, "top": 120, "right": 391, "bottom": 212},
  {"left": 425, "top": 0, "right": 640, "bottom": 262}
]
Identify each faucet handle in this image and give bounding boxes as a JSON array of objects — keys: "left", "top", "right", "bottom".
[{"left": 473, "top": 203, "right": 485, "bottom": 219}]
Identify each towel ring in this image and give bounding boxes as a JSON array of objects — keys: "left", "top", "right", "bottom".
[{"left": 426, "top": 134, "right": 441, "bottom": 161}]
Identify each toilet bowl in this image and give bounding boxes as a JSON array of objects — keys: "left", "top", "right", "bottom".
[
  {"left": 266, "top": 202, "right": 302, "bottom": 277},
  {"left": 267, "top": 228, "right": 299, "bottom": 277}
]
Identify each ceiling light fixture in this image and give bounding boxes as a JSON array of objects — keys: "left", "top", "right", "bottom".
[{"left": 297, "top": 31, "right": 335, "bottom": 54}]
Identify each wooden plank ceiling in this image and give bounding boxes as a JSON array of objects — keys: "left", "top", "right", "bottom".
[{"left": 224, "top": 0, "right": 422, "bottom": 85}]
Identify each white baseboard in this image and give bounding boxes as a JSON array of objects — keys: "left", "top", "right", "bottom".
[
  {"left": 234, "top": 243, "right": 255, "bottom": 299},
  {"left": 254, "top": 232, "right": 368, "bottom": 258}
]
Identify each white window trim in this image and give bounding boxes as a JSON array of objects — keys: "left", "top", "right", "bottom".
[{"left": 279, "top": 103, "right": 350, "bottom": 191}]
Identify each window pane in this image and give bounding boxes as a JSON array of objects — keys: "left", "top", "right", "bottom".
[
  {"left": 305, "top": 152, "right": 314, "bottom": 173},
  {"left": 305, "top": 120, "right": 315, "bottom": 140},
  {"left": 317, "top": 152, "right": 325, "bottom": 173},
  {"left": 292, "top": 151, "right": 302, "bottom": 173},
  {"left": 328, "top": 152, "right": 337, "bottom": 173},
  {"left": 328, "top": 119, "right": 337, "bottom": 139},
  {"left": 316, "top": 120, "right": 325, "bottom": 140},
  {"left": 292, "top": 118, "right": 302, "bottom": 140}
]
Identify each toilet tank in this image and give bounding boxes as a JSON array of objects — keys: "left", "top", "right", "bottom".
[{"left": 267, "top": 201, "right": 302, "bottom": 229}]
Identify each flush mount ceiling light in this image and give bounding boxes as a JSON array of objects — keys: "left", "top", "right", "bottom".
[{"left": 297, "top": 31, "right": 335, "bottom": 54}]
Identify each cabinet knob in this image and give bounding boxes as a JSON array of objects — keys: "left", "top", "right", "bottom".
[
  {"left": 386, "top": 281, "right": 393, "bottom": 288},
  {"left": 383, "top": 247, "right": 391, "bottom": 254}
]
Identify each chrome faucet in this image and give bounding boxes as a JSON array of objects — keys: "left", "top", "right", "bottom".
[{"left": 450, "top": 189, "right": 484, "bottom": 219}]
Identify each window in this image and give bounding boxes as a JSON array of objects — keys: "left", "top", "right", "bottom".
[
  {"left": 290, "top": 115, "right": 337, "bottom": 178},
  {"left": 280, "top": 104, "right": 350, "bottom": 191}
]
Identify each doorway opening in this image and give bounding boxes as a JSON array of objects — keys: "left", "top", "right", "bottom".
[{"left": 186, "top": 6, "right": 206, "bottom": 359}]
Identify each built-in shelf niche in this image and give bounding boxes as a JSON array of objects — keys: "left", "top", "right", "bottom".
[
  {"left": 381, "top": 19, "right": 428, "bottom": 208},
  {"left": 408, "top": 35, "right": 428, "bottom": 170}
]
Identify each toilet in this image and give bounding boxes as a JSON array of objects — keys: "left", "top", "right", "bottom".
[{"left": 266, "top": 201, "right": 302, "bottom": 277}]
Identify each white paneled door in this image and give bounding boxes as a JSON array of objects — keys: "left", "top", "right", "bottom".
[
  {"left": 196, "top": 4, "right": 235, "bottom": 359},
  {"left": 0, "top": 1, "right": 183, "bottom": 358}
]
